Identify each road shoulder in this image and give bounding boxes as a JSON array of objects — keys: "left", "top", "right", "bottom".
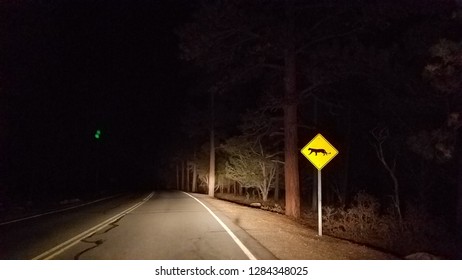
[{"left": 192, "top": 193, "right": 398, "bottom": 260}]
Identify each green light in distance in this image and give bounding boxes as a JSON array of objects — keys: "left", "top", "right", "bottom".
[{"left": 94, "top": 129, "right": 102, "bottom": 139}]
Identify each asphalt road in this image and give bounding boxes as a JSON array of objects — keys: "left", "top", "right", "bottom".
[{"left": 0, "top": 190, "right": 274, "bottom": 260}]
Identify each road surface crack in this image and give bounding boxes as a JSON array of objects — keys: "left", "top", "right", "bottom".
[{"left": 74, "top": 215, "right": 125, "bottom": 259}]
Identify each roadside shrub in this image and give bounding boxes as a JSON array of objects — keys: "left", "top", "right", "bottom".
[
  {"left": 323, "top": 191, "right": 391, "bottom": 244},
  {"left": 323, "top": 191, "right": 457, "bottom": 257}
]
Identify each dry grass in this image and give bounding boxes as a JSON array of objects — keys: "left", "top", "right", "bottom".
[{"left": 322, "top": 192, "right": 458, "bottom": 258}]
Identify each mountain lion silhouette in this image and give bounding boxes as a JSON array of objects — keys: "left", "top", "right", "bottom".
[{"left": 308, "top": 148, "right": 331, "bottom": 156}]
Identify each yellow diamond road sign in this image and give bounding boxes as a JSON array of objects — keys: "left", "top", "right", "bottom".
[{"left": 301, "top": 133, "right": 338, "bottom": 170}]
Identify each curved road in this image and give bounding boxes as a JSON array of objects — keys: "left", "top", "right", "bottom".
[{"left": 0, "top": 190, "right": 274, "bottom": 260}]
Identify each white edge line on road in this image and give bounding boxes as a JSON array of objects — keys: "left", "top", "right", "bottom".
[
  {"left": 32, "top": 192, "right": 154, "bottom": 260},
  {"left": 0, "top": 194, "right": 122, "bottom": 226},
  {"left": 183, "top": 192, "right": 257, "bottom": 260}
]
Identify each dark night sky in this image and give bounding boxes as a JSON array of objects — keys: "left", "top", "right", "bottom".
[{"left": 1, "top": 0, "right": 197, "bottom": 194}]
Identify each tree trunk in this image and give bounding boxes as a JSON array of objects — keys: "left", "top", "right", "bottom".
[
  {"left": 262, "top": 187, "right": 269, "bottom": 201},
  {"left": 311, "top": 174, "right": 317, "bottom": 211},
  {"left": 274, "top": 164, "right": 280, "bottom": 201},
  {"left": 374, "top": 136, "right": 402, "bottom": 223},
  {"left": 181, "top": 160, "right": 185, "bottom": 191},
  {"left": 283, "top": 46, "right": 300, "bottom": 218},
  {"left": 311, "top": 98, "right": 318, "bottom": 212},
  {"left": 176, "top": 162, "right": 179, "bottom": 190},
  {"left": 192, "top": 162, "right": 197, "bottom": 193},
  {"left": 186, "top": 161, "right": 190, "bottom": 192},
  {"left": 208, "top": 91, "right": 215, "bottom": 197}
]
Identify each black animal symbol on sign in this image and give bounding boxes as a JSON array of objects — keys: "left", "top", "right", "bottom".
[{"left": 308, "top": 148, "right": 331, "bottom": 156}]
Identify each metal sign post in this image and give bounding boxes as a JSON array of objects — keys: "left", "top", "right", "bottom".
[
  {"left": 318, "top": 169, "right": 322, "bottom": 236},
  {"left": 301, "top": 133, "right": 338, "bottom": 237}
]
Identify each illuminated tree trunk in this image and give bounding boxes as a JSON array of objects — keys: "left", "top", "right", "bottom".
[
  {"left": 284, "top": 46, "right": 300, "bottom": 218},
  {"left": 181, "top": 160, "right": 185, "bottom": 191},
  {"left": 208, "top": 91, "right": 215, "bottom": 197},
  {"left": 192, "top": 152, "right": 197, "bottom": 193},
  {"left": 176, "top": 162, "right": 179, "bottom": 190},
  {"left": 274, "top": 165, "right": 280, "bottom": 201},
  {"left": 186, "top": 161, "right": 190, "bottom": 192}
]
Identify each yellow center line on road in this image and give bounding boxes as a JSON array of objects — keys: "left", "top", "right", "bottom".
[{"left": 32, "top": 192, "right": 154, "bottom": 260}]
